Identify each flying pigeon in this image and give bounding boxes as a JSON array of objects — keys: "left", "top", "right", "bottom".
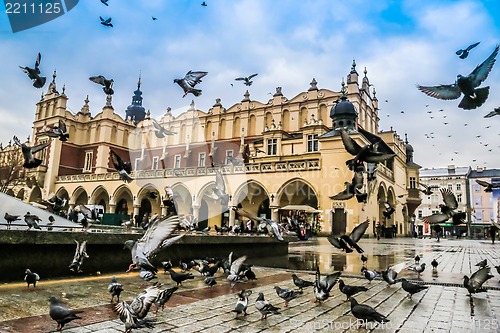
[
  {"left": 255, "top": 292, "right": 280, "bottom": 320},
  {"left": 235, "top": 73, "right": 258, "bottom": 86},
  {"left": 233, "top": 290, "right": 252, "bottom": 316},
  {"left": 314, "top": 266, "right": 341, "bottom": 302},
  {"left": 13, "top": 135, "right": 50, "bottom": 169},
  {"left": 382, "top": 202, "right": 395, "bottom": 219},
  {"left": 49, "top": 296, "right": 83, "bottom": 331},
  {"left": 201, "top": 1, "right": 207, "bottom": 6},
  {"left": 327, "top": 220, "right": 369, "bottom": 253},
  {"left": 382, "top": 265, "right": 402, "bottom": 287},
  {"left": 329, "top": 163, "right": 366, "bottom": 201},
  {"left": 484, "top": 107, "right": 500, "bottom": 118},
  {"left": 152, "top": 17, "right": 157, "bottom": 20},
  {"left": 124, "top": 215, "right": 182, "bottom": 274},
  {"left": 69, "top": 240, "right": 89, "bottom": 273},
  {"left": 339, "top": 279, "right": 368, "bottom": 301},
  {"left": 456, "top": 42, "right": 480, "bottom": 59},
  {"left": 4, "top": 212, "right": 20, "bottom": 229},
  {"left": 46, "top": 193, "right": 68, "bottom": 213},
  {"left": 349, "top": 297, "right": 389, "bottom": 328},
  {"left": 101, "top": 0, "right": 109, "bottom": 5},
  {"left": 114, "top": 284, "right": 160, "bottom": 333},
  {"left": 226, "top": 255, "right": 247, "bottom": 286},
  {"left": 24, "top": 212, "right": 42, "bottom": 230},
  {"left": 361, "top": 254, "right": 368, "bottom": 266},
  {"left": 154, "top": 286, "right": 178, "bottom": 313},
  {"left": 233, "top": 207, "right": 287, "bottom": 241},
  {"left": 476, "top": 259, "right": 487, "bottom": 268},
  {"left": 274, "top": 286, "right": 302, "bottom": 307},
  {"left": 24, "top": 269, "right": 40, "bottom": 288},
  {"left": 401, "top": 278, "right": 428, "bottom": 299},
  {"left": 417, "top": 45, "right": 499, "bottom": 110},
  {"left": 100, "top": 16, "right": 113, "bottom": 27},
  {"left": 108, "top": 276, "right": 124, "bottom": 302},
  {"left": 463, "top": 266, "right": 494, "bottom": 295},
  {"left": 19, "top": 52, "right": 46, "bottom": 88},
  {"left": 38, "top": 119, "right": 69, "bottom": 141},
  {"left": 110, "top": 150, "right": 133, "bottom": 183},
  {"left": 168, "top": 269, "right": 194, "bottom": 286},
  {"left": 212, "top": 170, "right": 230, "bottom": 209},
  {"left": 339, "top": 128, "right": 395, "bottom": 167},
  {"left": 89, "top": 75, "right": 114, "bottom": 95},
  {"left": 418, "top": 182, "right": 439, "bottom": 195},
  {"left": 291, "top": 274, "right": 314, "bottom": 291},
  {"left": 174, "top": 70, "right": 207, "bottom": 97},
  {"left": 151, "top": 118, "right": 176, "bottom": 138},
  {"left": 422, "top": 188, "right": 466, "bottom": 225},
  {"left": 476, "top": 179, "right": 500, "bottom": 192}
]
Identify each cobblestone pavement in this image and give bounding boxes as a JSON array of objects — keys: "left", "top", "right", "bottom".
[{"left": 1, "top": 237, "right": 499, "bottom": 332}]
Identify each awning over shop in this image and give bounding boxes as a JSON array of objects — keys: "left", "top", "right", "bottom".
[{"left": 279, "top": 205, "right": 322, "bottom": 213}]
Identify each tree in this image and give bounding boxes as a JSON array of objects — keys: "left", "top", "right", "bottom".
[{"left": 0, "top": 141, "right": 26, "bottom": 195}]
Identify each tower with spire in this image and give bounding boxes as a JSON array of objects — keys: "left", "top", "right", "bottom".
[{"left": 125, "top": 75, "right": 146, "bottom": 125}]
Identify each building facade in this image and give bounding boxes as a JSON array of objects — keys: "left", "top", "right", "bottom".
[{"left": 0, "top": 62, "right": 421, "bottom": 235}]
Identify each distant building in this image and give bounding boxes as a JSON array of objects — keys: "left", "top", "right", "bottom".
[
  {"left": 0, "top": 63, "right": 420, "bottom": 235},
  {"left": 466, "top": 167, "right": 500, "bottom": 238},
  {"left": 417, "top": 165, "right": 470, "bottom": 237}
]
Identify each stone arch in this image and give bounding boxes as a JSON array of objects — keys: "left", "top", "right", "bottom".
[
  {"left": 277, "top": 178, "right": 318, "bottom": 208},
  {"left": 136, "top": 183, "right": 161, "bottom": 219},
  {"left": 89, "top": 186, "right": 109, "bottom": 212},
  {"left": 28, "top": 186, "right": 42, "bottom": 203},
  {"left": 112, "top": 185, "right": 133, "bottom": 215},
  {"left": 233, "top": 117, "right": 241, "bottom": 138},
  {"left": 71, "top": 186, "right": 88, "bottom": 206},
  {"left": 192, "top": 122, "right": 200, "bottom": 143},
  {"left": 195, "top": 180, "right": 226, "bottom": 228},
  {"left": 5, "top": 189, "right": 14, "bottom": 196},
  {"left": 377, "top": 182, "right": 388, "bottom": 224},
  {"left": 265, "top": 112, "right": 273, "bottom": 127},
  {"left": 282, "top": 109, "right": 290, "bottom": 131},
  {"left": 219, "top": 119, "right": 227, "bottom": 139},
  {"left": 248, "top": 115, "right": 256, "bottom": 136},
  {"left": 205, "top": 121, "right": 212, "bottom": 141},
  {"left": 170, "top": 182, "right": 193, "bottom": 216},
  {"left": 233, "top": 180, "right": 271, "bottom": 220},
  {"left": 319, "top": 104, "right": 328, "bottom": 126},
  {"left": 180, "top": 124, "right": 186, "bottom": 144},
  {"left": 16, "top": 188, "right": 25, "bottom": 200},
  {"left": 299, "top": 107, "right": 307, "bottom": 127}
]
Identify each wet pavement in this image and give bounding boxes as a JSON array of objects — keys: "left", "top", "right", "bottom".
[{"left": 1, "top": 237, "right": 499, "bottom": 332}]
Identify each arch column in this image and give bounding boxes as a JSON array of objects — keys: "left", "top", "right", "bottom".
[
  {"left": 192, "top": 205, "right": 200, "bottom": 220},
  {"left": 229, "top": 206, "right": 236, "bottom": 227},
  {"left": 270, "top": 205, "right": 279, "bottom": 222},
  {"left": 108, "top": 203, "right": 116, "bottom": 214},
  {"left": 133, "top": 204, "right": 140, "bottom": 218}
]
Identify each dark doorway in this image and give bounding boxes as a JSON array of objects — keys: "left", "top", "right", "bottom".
[
  {"left": 257, "top": 198, "right": 271, "bottom": 219},
  {"left": 138, "top": 199, "right": 152, "bottom": 225},
  {"left": 331, "top": 208, "right": 346, "bottom": 235},
  {"left": 115, "top": 199, "right": 129, "bottom": 215},
  {"left": 198, "top": 199, "right": 209, "bottom": 229}
]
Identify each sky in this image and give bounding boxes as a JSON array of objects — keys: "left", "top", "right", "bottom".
[{"left": 0, "top": 0, "right": 499, "bottom": 169}]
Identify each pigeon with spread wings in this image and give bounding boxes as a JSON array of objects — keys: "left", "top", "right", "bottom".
[
  {"left": 418, "top": 182, "right": 439, "bottom": 195},
  {"left": 110, "top": 150, "right": 133, "bottom": 183},
  {"left": 13, "top": 135, "right": 50, "bottom": 169},
  {"left": 314, "top": 266, "right": 341, "bottom": 302},
  {"left": 233, "top": 207, "right": 287, "bottom": 241},
  {"left": 100, "top": 16, "right": 113, "bottom": 27},
  {"left": 328, "top": 220, "right": 369, "bottom": 253},
  {"left": 115, "top": 284, "right": 160, "bottom": 333},
  {"left": 19, "top": 52, "right": 46, "bottom": 88},
  {"left": 464, "top": 266, "right": 494, "bottom": 295},
  {"left": 339, "top": 128, "right": 395, "bottom": 169},
  {"left": 476, "top": 179, "right": 500, "bottom": 192},
  {"left": 124, "top": 215, "right": 183, "bottom": 274},
  {"left": 89, "top": 75, "right": 114, "bottom": 95},
  {"left": 212, "top": 170, "right": 230, "bottom": 209},
  {"left": 174, "top": 70, "right": 207, "bottom": 97},
  {"left": 235, "top": 73, "right": 258, "bottom": 86},
  {"left": 151, "top": 118, "right": 176, "bottom": 138},
  {"left": 422, "top": 188, "right": 465, "bottom": 225},
  {"left": 417, "top": 45, "right": 499, "bottom": 110},
  {"left": 69, "top": 240, "right": 89, "bottom": 273},
  {"left": 456, "top": 42, "right": 480, "bottom": 59},
  {"left": 38, "top": 119, "right": 69, "bottom": 141}
]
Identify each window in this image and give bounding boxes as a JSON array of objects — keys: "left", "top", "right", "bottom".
[
  {"left": 83, "top": 151, "right": 93, "bottom": 172},
  {"left": 134, "top": 158, "right": 141, "bottom": 171},
  {"left": 417, "top": 210, "right": 422, "bottom": 219},
  {"left": 267, "top": 138, "right": 277, "bottom": 155},
  {"left": 38, "top": 139, "right": 48, "bottom": 165},
  {"left": 447, "top": 184, "right": 453, "bottom": 191},
  {"left": 409, "top": 177, "right": 417, "bottom": 189},
  {"left": 474, "top": 184, "right": 481, "bottom": 192},
  {"left": 307, "top": 134, "right": 319, "bottom": 152},
  {"left": 151, "top": 156, "right": 159, "bottom": 170},
  {"left": 456, "top": 183, "right": 461, "bottom": 191},
  {"left": 198, "top": 153, "right": 206, "bottom": 167},
  {"left": 225, "top": 150, "right": 233, "bottom": 164},
  {"left": 431, "top": 194, "right": 438, "bottom": 204},
  {"left": 457, "top": 193, "right": 462, "bottom": 203},
  {"left": 174, "top": 155, "right": 181, "bottom": 169}
]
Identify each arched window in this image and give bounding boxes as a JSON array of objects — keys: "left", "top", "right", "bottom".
[
  {"left": 248, "top": 115, "right": 256, "bottom": 136},
  {"left": 233, "top": 117, "right": 241, "bottom": 138},
  {"left": 219, "top": 119, "right": 227, "bottom": 139},
  {"left": 282, "top": 110, "right": 290, "bottom": 131}
]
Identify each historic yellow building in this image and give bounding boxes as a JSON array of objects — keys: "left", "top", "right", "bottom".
[{"left": 1, "top": 62, "right": 421, "bottom": 235}]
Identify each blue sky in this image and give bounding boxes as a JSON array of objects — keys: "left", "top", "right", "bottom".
[{"left": 0, "top": 0, "right": 499, "bottom": 169}]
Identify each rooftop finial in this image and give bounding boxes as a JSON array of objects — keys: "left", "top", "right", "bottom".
[
  {"left": 52, "top": 70, "right": 57, "bottom": 82},
  {"left": 309, "top": 78, "right": 318, "bottom": 91},
  {"left": 137, "top": 71, "right": 142, "bottom": 89},
  {"left": 350, "top": 59, "right": 357, "bottom": 73},
  {"left": 364, "top": 67, "right": 368, "bottom": 77},
  {"left": 405, "top": 133, "right": 408, "bottom": 144},
  {"left": 340, "top": 78, "right": 347, "bottom": 99}
]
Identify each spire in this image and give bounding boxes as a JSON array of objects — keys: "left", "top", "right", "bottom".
[
  {"left": 350, "top": 59, "right": 357, "bottom": 74},
  {"left": 47, "top": 70, "right": 58, "bottom": 94},
  {"left": 80, "top": 95, "right": 90, "bottom": 115},
  {"left": 340, "top": 78, "right": 347, "bottom": 100}
]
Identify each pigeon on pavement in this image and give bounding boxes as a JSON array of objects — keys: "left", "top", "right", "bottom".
[
  {"left": 13, "top": 136, "right": 50, "bottom": 169},
  {"left": 168, "top": 269, "right": 194, "bottom": 286},
  {"left": 24, "top": 269, "right": 40, "bottom": 288},
  {"left": 235, "top": 73, "right": 258, "bottom": 86},
  {"left": 115, "top": 284, "right": 160, "bottom": 333},
  {"left": 362, "top": 267, "right": 380, "bottom": 283},
  {"left": 49, "top": 296, "right": 83, "bottom": 331},
  {"left": 408, "top": 263, "right": 426, "bottom": 276},
  {"left": 89, "top": 75, "right": 114, "bottom": 95},
  {"left": 226, "top": 255, "right": 247, "bottom": 286},
  {"left": 339, "top": 279, "right": 368, "bottom": 301},
  {"left": 124, "top": 214, "right": 182, "bottom": 274},
  {"left": 456, "top": 42, "right": 480, "bottom": 59},
  {"left": 274, "top": 286, "right": 302, "bottom": 307},
  {"left": 431, "top": 259, "right": 438, "bottom": 271},
  {"left": 174, "top": 70, "right": 207, "bottom": 97},
  {"left": 314, "top": 266, "right": 341, "bottom": 302},
  {"left": 19, "top": 52, "right": 46, "bottom": 88},
  {"left": 401, "top": 278, "right": 428, "bottom": 299},
  {"left": 140, "top": 269, "right": 157, "bottom": 282},
  {"left": 204, "top": 275, "right": 217, "bottom": 287},
  {"left": 233, "top": 290, "right": 252, "bottom": 316},
  {"left": 255, "top": 292, "right": 280, "bottom": 320},
  {"left": 108, "top": 276, "right": 124, "bottom": 302},
  {"left": 291, "top": 273, "right": 314, "bottom": 291},
  {"left": 464, "top": 266, "right": 494, "bottom": 295},
  {"left": 349, "top": 297, "right": 389, "bottom": 328},
  {"left": 154, "top": 286, "right": 178, "bottom": 313},
  {"left": 417, "top": 45, "right": 499, "bottom": 109}
]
